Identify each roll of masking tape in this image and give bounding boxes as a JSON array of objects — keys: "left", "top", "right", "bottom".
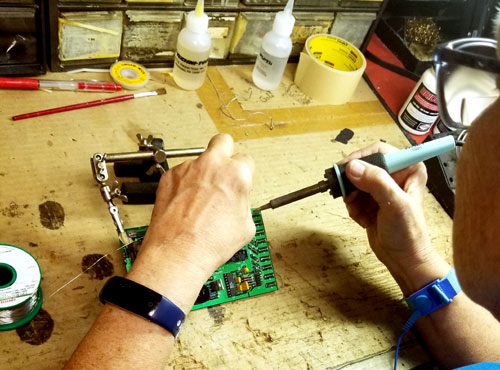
[
  {"left": 110, "top": 61, "right": 150, "bottom": 90},
  {"left": 294, "top": 34, "right": 366, "bottom": 105},
  {"left": 0, "top": 244, "right": 42, "bottom": 331}
]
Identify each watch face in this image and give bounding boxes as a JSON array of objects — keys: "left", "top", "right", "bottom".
[
  {"left": 100, "top": 276, "right": 161, "bottom": 313},
  {"left": 100, "top": 276, "right": 185, "bottom": 338}
]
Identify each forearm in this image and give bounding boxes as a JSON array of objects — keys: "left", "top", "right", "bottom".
[
  {"left": 64, "top": 304, "right": 174, "bottom": 370},
  {"left": 343, "top": 142, "right": 500, "bottom": 366},
  {"left": 389, "top": 254, "right": 500, "bottom": 368},
  {"left": 65, "top": 134, "right": 255, "bottom": 369},
  {"left": 64, "top": 244, "right": 210, "bottom": 370},
  {"left": 417, "top": 292, "right": 500, "bottom": 368}
]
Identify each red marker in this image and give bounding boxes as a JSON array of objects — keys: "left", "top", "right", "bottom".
[{"left": 0, "top": 77, "right": 122, "bottom": 92}]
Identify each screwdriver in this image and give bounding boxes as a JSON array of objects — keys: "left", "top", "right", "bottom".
[{"left": 254, "top": 135, "right": 456, "bottom": 212}]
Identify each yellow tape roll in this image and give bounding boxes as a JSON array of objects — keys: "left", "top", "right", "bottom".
[
  {"left": 110, "top": 61, "right": 150, "bottom": 90},
  {"left": 294, "top": 35, "right": 366, "bottom": 105}
]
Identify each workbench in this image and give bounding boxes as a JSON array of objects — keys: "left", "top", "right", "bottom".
[{"left": 0, "top": 64, "right": 453, "bottom": 369}]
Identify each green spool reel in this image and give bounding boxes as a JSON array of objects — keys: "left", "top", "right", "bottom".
[{"left": 0, "top": 244, "right": 43, "bottom": 331}]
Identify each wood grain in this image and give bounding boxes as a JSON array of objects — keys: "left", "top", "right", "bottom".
[{"left": 0, "top": 65, "right": 452, "bottom": 369}]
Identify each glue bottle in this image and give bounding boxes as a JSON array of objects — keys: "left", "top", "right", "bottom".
[
  {"left": 252, "top": 0, "right": 295, "bottom": 91},
  {"left": 173, "top": 0, "right": 211, "bottom": 90},
  {"left": 398, "top": 67, "right": 439, "bottom": 135}
]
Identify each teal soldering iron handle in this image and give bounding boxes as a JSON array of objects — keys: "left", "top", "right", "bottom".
[{"left": 328, "top": 135, "right": 456, "bottom": 198}]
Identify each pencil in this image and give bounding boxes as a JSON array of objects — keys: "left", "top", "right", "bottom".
[{"left": 12, "top": 88, "right": 167, "bottom": 121}]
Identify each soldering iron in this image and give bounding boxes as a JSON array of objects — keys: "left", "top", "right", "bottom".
[{"left": 254, "top": 135, "right": 456, "bottom": 212}]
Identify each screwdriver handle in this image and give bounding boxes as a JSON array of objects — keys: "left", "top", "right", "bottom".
[{"left": 328, "top": 153, "right": 387, "bottom": 198}]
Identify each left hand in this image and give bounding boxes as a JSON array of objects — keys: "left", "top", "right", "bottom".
[{"left": 134, "top": 133, "right": 256, "bottom": 284}]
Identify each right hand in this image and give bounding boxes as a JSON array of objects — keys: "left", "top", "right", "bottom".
[{"left": 341, "top": 142, "right": 449, "bottom": 294}]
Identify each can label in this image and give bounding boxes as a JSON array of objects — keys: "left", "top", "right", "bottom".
[
  {"left": 174, "top": 52, "right": 208, "bottom": 75},
  {"left": 400, "top": 82, "right": 439, "bottom": 133}
]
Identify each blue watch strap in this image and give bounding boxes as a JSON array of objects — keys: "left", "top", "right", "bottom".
[
  {"left": 405, "top": 268, "right": 462, "bottom": 316},
  {"left": 100, "top": 276, "right": 185, "bottom": 338}
]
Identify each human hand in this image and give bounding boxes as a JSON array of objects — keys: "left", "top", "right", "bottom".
[
  {"left": 342, "top": 142, "right": 449, "bottom": 294},
  {"left": 66, "top": 135, "right": 255, "bottom": 365},
  {"left": 127, "top": 134, "right": 255, "bottom": 311},
  {"left": 145, "top": 133, "right": 255, "bottom": 273}
]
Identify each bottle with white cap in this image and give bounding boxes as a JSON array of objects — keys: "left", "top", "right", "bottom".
[
  {"left": 173, "top": 0, "right": 211, "bottom": 90},
  {"left": 252, "top": 0, "right": 295, "bottom": 91},
  {"left": 398, "top": 67, "right": 439, "bottom": 135}
]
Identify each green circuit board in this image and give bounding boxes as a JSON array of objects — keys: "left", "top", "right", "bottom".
[{"left": 120, "top": 210, "right": 278, "bottom": 310}]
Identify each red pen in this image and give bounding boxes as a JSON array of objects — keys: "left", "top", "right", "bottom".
[
  {"left": 0, "top": 77, "right": 122, "bottom": 92},
  {"left": 12, "top": 88, "right": 166, "bottom": 121}
]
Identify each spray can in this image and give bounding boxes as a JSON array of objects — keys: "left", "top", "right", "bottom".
[
  {"left": 398, "top": 67, "right": 439, "bottom": 135},
  {"left": 173, "top": 0, "right": 211, "bottom": 90},
  {"left": 252, "top": 0, "right": 295, "bottom": 91}
]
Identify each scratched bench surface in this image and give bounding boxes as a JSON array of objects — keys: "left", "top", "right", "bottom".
[{"left": 0, "top": 65, "right": 452, "bottom": 370}]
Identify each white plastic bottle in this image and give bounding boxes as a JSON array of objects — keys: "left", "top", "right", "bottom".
[
  {"left": 252, "top": 0, "right": 295, "bottom": 91},
  {"left": 173, "top": 0, "right": 211, "bottom": 90},
  {"left": 398, "top": 67, "right": 439, "bottom": 135}
]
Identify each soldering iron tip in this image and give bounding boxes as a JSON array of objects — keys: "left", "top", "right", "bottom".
[{"left": 252, "top": 204, "right": 270, "bottom": 214}]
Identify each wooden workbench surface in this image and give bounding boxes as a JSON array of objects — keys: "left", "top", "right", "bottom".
[{"left": 0, "top": 65, "right": 452, "bottom": 369}]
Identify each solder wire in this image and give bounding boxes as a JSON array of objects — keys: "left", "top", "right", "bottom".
[
  {"left": 1, "top": 239, "right": 140, "bottom": 327},
  {"left": 0, "top": 291, "right": 41, "bottom": 325},
  {"left": 48, "top": 237, "right": 142, "bottom": 299},
  {"left": 206, "top": 72, "right": 277, "bottom": 130}
]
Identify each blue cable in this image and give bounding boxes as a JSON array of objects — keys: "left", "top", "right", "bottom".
[{"left": 394, "top": 311, "right": 421, "bottom": 370}]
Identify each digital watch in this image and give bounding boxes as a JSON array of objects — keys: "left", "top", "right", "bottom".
[{"left": 99, "top": 276, "right": 185, "bottom": 339}]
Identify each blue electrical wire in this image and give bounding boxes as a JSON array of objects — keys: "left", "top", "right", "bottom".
[{"left": 394, "top": 311, "right": 421, "bottom": 370}]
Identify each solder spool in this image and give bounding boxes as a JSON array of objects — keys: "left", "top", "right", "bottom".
[
  {"left": 110, "top": 61, "right": 150, "bottom": 90},
  {"left": 0, "top": 244, "right": 43, "bottom": 331}
]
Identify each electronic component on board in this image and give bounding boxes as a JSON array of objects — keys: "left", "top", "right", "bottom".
[
  {"left": 195, "top": 285, "right": 211, "bottom": 305},
  {"left": 237, "top": 282, "right": 250, "bottom": 292},
  {"left": 228, "top": 250, "right": 248, "bottom": 263}
]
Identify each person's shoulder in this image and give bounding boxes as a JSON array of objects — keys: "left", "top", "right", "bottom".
[{"left": 455, "top": 363, "right": 500, "bottom": 370}]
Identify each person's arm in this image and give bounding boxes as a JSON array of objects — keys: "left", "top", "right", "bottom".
[
  {"left": 342, "top": 142, "right": 500, "bottom": 369},
  {"left": 64, "top": 133, "right": 256, "bottom": 370}
]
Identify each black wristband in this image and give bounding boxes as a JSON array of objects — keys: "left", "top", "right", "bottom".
[{"left": 99, "top": 276, "right": 185, "bottom": 338}]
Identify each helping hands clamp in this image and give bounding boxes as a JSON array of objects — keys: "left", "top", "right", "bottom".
[{"left": 91, "top": 134, "right": 205, "bottom": 245}]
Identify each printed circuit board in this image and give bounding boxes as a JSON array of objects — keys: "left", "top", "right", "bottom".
[{"left": 120, "top": 210, "right": 278, "bottom": 310}]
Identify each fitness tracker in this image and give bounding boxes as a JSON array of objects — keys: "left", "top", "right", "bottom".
[{"left": 99, "top": 276, "right": 185, "bottom": 338}]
